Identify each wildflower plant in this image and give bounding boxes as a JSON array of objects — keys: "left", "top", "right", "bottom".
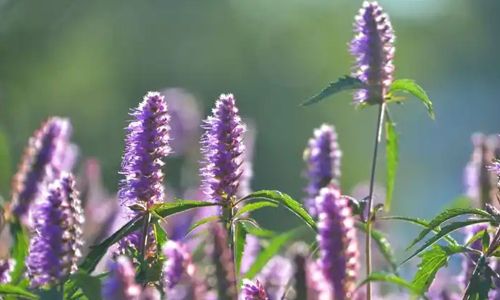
[{"left": 0, "top": 1, "right": 499, "bottom": 300}]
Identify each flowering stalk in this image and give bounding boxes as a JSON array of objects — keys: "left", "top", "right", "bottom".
[
  {"left": 316, "top": 185, "right": 359, "bottom": 300},
  {"left": 118, "top": 91, "right": 170, "bottom": 260},
  {"left": 350, "top": 2, "right": 395, "bottom": 298},
  {"left": 26, "top": 173, "right": 84, "bottom": 288},
  {"left": 163, "top": 240, "right": 193, "bottom": 289},
  {"left": 11, "top": 117, "right": 72, "bottom": 223},
  {"left": 303, "top": 124, "right": 341, "bottom": 217}
]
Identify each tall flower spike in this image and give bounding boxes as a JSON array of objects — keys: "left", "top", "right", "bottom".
[
  {"left": 350, "top": 1, "right": 395, "bottom": 105},
  {"left": 241, "top": 279, "right": 269, "bottom": 300},
  {"left": 303, "top": 124, "right": 341, "bottom": 217},
  {"left": 0, "top": 259, "right": 15, "bottom": 284},
  {"left": 163, "top": 241, "right": 194, "bottom": 289},
  {"left": 11, "top": 117, "right": 72, "bottom": 221},
  {"left": 119, "top": 91, "right": 170, "bottom": 210},
  {"left": 201, "top": 93, "right": 246, "bottom": 208},
  {"left": 316, "top": 186, "right": 359, "bottom": 300},
  {"left": 26, "top": 174, "right": 84, "bottom": 288},
  {"left": 102, "top": 256, "right": 141, "bottom": 300}
]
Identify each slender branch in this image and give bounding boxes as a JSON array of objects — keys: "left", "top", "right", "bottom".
[
  {"left": 365, "top": 102, "right": 386, "bottom": 300},
  {"left": 139, "top": 212, "right": 152, "bottom": 263}
]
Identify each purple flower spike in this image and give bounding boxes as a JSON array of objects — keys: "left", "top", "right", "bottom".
[
  {"left": 0, "top": 259, "right": 15, "bottom": 284},
  {"left": 350, "top": 1, "right": 395, "bottom": 105},
  {"left": 26, "top": 173, "right": 84, "bottom": 288},
  {"left": 11, "top": 117, "right": 73, "bottom": 221},
  {"left": 102, "top": 256, "right": 142, "bottom": 300},
  {"left": 163, "top": 241, "right": 193, "bottom": 289},
  {"left": 119, "top": 91, "right": 170, "bottom": 211},
  {"left": 257, "top": 256, "right": 293, "bottom": 300},
  {"left": 241, "top": 279, "right": 269, "bottom": 300},
  {"left": 316, "top": 186, "right": 359, "bottom": 300},
  {"left": 303, "top": 124, "right": 341, "bottom": 217},
  {"left": 201, "top": 93, "right": 246, "bottom": 207}
]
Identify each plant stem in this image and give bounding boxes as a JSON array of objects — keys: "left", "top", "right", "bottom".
[
  {"left": 139, "top": 212, "right": 152, "bottom": 263},
  {"left": 365, "top": 102, "right": 386, "bottom": 300}
]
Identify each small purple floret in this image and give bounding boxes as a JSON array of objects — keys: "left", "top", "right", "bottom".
[{"left": 241, "top": 279, "right": 269, "bottom": 300}]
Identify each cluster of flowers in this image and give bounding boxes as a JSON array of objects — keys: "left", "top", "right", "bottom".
[{"left": 0, "top": 1, "right": 498, "bottom": 300}]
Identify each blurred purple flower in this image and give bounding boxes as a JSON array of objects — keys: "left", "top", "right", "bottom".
[
  {"left": 26, "top": 174, "right": 84, "bottom": 287},
  {"left": 201, "top": 93, "right": 246, "bottom": 208},
  {"left": 11, "top": 117, "right": 73, "bottom": 222},
  {"left": 488, "top": 161, "right": 500, "bottom": 177},
  {"left": 0, "top": 259, "right": 14, "bottom": 284},
  {"left": 316, "top": 185, "right": 359, "bottom": 300},
  {"left": 256, "top": 256, "right": 293, "bottom": 300},
  {"left": 102, "top": 256, "right": 141, "bottom": 300},
  {"left": 303, "top": 124, "right": 341, "bottom": 217},
  {"left": 241, "top": 279, "right": 269, "bottom": 300},
  {"left": 241, "top": 235, "right": 260, "bottom": 274},
  {"left": 350, "top": 1, "right": 395, "bottom": 105},
  {"left": 163, "top": 240, "right": 193, "bottom": 289},
  {"left": 140, "top": 286, "right": 161, "bottom": 300},
  {"left": 160, "top": 88, "right": 202, "bottom": 156}
]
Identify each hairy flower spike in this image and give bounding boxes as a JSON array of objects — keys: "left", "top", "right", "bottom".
[
  {"left": 163, "top": 241, "right": 193, "bottom": 289},
  {"left": 350, "top": 1, "right": 395, "bottom": 104},
  {"left": 11, "top": 117, "right": 72, "bottom": 221},
  {"left": 201, "top": 93, "right": 246, "bottom": 206},
  {"left": 0, "top": 259, "right": 15, "bottom": 284},
  {"left": 241, "top": 279, "right": 269, "bottom": 300},
  {"left": 316, "top": 186, "right": 359, "bottom": 300},
  {"left": 119, "top": 91, "right": 170, "bottom": 210},
  {"left": 26, "top": 174, "right": 84, "bottom": 288},
  {"left": 102, "top": 256, "right": 141, "bottom": 300},
  {"left": 303, "top": 124, "right": 341, "bottom": 217}
]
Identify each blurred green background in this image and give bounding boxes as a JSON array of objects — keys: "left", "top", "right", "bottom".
[{"left": 0, "top": 0, "right": 499, "bottom": 251}]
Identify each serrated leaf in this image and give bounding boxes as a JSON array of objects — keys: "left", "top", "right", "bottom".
[
  {"left": 243, "top": 190, "right": 316, "bottom": 231},
  {"left": 69, "top": 272, "right": 102, "bottom": 300},
  {"left": 153, "top": 222, "right": 168, "bottom": 249},
  {"left": 481, "top": 229, "right": 490, "bottom": 253},
  {"left": 244, "top": 228, "right": 302, "bottom": 279},
  {"left": 239, "top": 219, "right": 276, "bottom": 238},
  {"left": 403, "top": 219, "right": 491, "bottom": 264},
  {"left": 79, "top": 215, "right": 144, "bottom": 273},
  {"left": 407, "top": 208, "right": 494, "bottom": 250},
  {"left": 355, "top": 222, "right": 398, "bottom": 273},
  {"left": 385, "top": 113, "right": 398, "bottom": 212},
  {"left": 379, "top": 215, "right": 458, "bottom": 246},
  {"left": 412, "top": 245, "right": 464, "bottom": 294},
  {"left": 235, "top": 201, "right": 278, "bottom": 217},
  {"left": 389, "top": 79, "right": 435, "bottom": 119},
  {"left": 302, "top": 76, "right": 364, "bottom": 106},
  {"left": 234, "top": 221, "right": 247, "bottom": 275},
  {"left": 152, "top": 200, "right": 219, "bottom": 218},
  {"left": 0, "top": 284, "right": 38, "bottom": 300},
  {"left": 357, "top": 272, "right": 419, "bottom": 294},
  {"left": 186, "top": 216, "right": 220, "bottom": 237},
  {"left": 9, "top": 220, "right": 29, "bottom": 284}
]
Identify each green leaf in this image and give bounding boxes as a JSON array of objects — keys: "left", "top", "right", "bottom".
[
  {"left": 79, "top": 215, "right": 144, "bottom": 273},
  {"left": 153, "top": 222, "right": 168, "bottom": 249},
  {"left": 407, "top": 208, "right": 494, "bottom": 250},
  {"left": 379, "top": 215, "right": 458, "bottom": 246},
  {"left": 389, "top": 79, "right": 435, "bottom": 119},
  {"left": 244, "top": 228, "right": 302, "bottom": 279},
  {"left": 0, "top": 128, "right": 11, "bottom": 196},
  {"left": 384, "top": 113, "right": 398, "bottom": 211},
  {"left": 403, "top": 219, "right": 491, "bottom": 264},
  {"left": 68, "top": 272, "right": 102, "bottom": 300},
  {"left": 412, "top": 245, "right": 464, "bottom": 294},
  {"left": 355, "top": 222, "right": 398, "bottom": 273},
  {"left": 9, "top": 220, "right": 29, "bottom": 284},
  {"left": 235, "top": 201, "right": 278, "bottom": 217},
  {"left": 464, "top": 256, "right": 494, "bottom": 300},
  {"left": 243, "top": 190, "right": 316, "bottom": 231},
  {"left": 0, "top": 284, "right": 38, "bottom": 299},
  {"left": 152, "top": 200, "right": 219, "bottom": 219},
  {"left": 357, "top": 272, "right": 419, "bottom": 294},
  {"left": 186, "top": 216, "right": 221, "bottom": 237},
  {"left": 234, "top": 221, "right": 247, "bottom": 275},
  {"left": 239, "top": 219, "right": 276, "bottom": 238},
  {"left": 302, "top": 76, "right": 364, "bottom": 106}
]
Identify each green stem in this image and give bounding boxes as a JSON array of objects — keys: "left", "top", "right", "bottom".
[
  {"left": 365, "top": 102, "right": 386, "bottom": 300},
  {"left": 139, "top": 212, "right": 152, "bottom": 267}
]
